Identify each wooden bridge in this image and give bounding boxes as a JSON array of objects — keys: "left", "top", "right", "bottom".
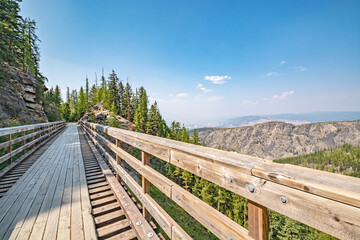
[{"left": 0, "top": 121, "right": 359, "bottom": 240}]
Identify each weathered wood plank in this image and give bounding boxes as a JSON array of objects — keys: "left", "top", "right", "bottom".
[
  {"left": 248, "top": 201, "right": 269, "bottom": 240},
  {"left": 82, "top": 127, "right": 160, "bottom": 240}
]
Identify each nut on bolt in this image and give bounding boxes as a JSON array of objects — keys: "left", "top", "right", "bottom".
[
  {"left": 247, "top": 183, "right": 256, "bottom": 193},
  {"left": 280, "top": 196, "right": 288, "bottom": 204}
]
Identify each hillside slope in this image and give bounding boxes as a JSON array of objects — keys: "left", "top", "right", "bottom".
[{"left": 197, "top": 121, "right": 360, "bottom": 159}]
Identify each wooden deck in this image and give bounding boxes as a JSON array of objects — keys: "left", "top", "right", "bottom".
[{"left": 0, "top": 124, "right": 97, "bottom": 240}]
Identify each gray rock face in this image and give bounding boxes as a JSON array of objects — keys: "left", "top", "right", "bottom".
[
  {"left": 81, "top": 103, "right": 136, "bottom": 131},
  {"left": 0, "top": 63, "right": 48, "bottom": 127},
  {"left": 197, "top": 121, "right": 360, "bottom": 160}
]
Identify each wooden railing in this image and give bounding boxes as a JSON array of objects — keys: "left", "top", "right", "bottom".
[
  {"left": 0, "top": 121, "right": 66, "bottom": 171},
  {"left": 81, "top": 121, "right": 360, "bottom": 240}
]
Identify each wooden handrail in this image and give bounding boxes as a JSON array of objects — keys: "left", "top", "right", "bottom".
[
  {"left": 81, "top": 121, "right": 360, "bottom": 240},
  {"left": 0, "top": 121, "right": 66, "bottom": 165}
]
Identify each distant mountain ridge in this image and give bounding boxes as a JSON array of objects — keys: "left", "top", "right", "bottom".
[
  {"left": 197, "top": 121, "right": 360, "bottom": 160},
  {"left": 188, "top": 111, "right": 360, "bottom": 129}
]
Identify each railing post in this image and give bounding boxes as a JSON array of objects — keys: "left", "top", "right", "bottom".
[
  {"left": 116, "top": 139, "right": 122, "bottom": 182},
  {"left": 7, "top": 134, "right": 12, "bottom": 164},
  {"left": 141, "top": 151, "right": 151, "bottom": 221},
  {"left": 105, "top": 133, "right": 109, "bottom": 164},
  {"left": 22, "top": 130, "right": 25, "bottom": 154},
  {"left": 248, "top": 200, "right": 269, "bottom": 240},
  {"left": 31, "top": 129, "right": 35, "bottom": 147}
]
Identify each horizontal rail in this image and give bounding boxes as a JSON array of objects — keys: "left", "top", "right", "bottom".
[
  {"left": 0, "top": 122, "right": 66, "bottom": 165},
  {"left": 0, "top": 121, "right": 64, "bottom": 137},
  {"left": 81, "top": 121, "right": 360, "bottom": 240}
]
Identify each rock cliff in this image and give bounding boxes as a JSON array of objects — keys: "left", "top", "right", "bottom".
[
  {"left": 0, "top": 63, "right": 48, "bottom": 127},
  {"left": 197, "top": 121, "right": 360, "bottom": 160},
  {"left": 81, "top": 104, "right": 135, "bottom": 131}
]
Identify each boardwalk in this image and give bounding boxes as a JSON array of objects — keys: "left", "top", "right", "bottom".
[{"left": 0, "top": 124, "right": 96, "bottom": 240}]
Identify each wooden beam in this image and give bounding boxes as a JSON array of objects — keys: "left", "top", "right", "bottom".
[
  {"left": 116, "top": 139, "right": 121, "bottom": 182},
  {"left": 248, "top": 201, "right": 269, "bottom": 240},
  {"left": 22, "top": 130, "right": 25, "bottom": 154},
  {"left": 7, "top": 134, "right": 12, "bottom": 164},
  {"left": 105, "top": 133, "right": 109, "bottom": 164},
  {"left": 142, "top": 151, "right": 151, "bottom": 222}
]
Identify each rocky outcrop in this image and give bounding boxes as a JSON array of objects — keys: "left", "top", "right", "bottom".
[
  {"left": 197, "top": 121, "right": 360, "bottom": 160},
  {"left": 81, "top": 103, "right": 135, "bottom": 131},
  {"left": 0, "top": 63, "right": 48, "bottom": 127}
]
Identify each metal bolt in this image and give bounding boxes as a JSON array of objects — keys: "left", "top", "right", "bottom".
[
  {"left": 123, "top": 195, "right": 126, "bottom": 198},
  {"left": 99, "top": 207, "right": 104, "bottom": 211},
  {"left": 247, "top": 183, "right": 256, "bottom": 193},
  {"left": 95, "top": 218, "right": 100, "bottom": 222},
  {"left": 177, "top": 196, "right": 181, "bottom": 201},
  {"left": 125, "top": 203, "right": 129, "bottom": 206},
  {"left": 280, "top": 196, "right": 288, "bottom": 204},
  {"left": 228, "top": 235, "right": 233, "bottom": 240},
  {"left": 177, "top": 158, "right": 180, "bottom": 162},
  {"left": 116, "top": 190, "right": 120, "bottom": 193},
  {"left": 228, "top": 177, "right": 234, "bottom": 183},
  {"left": 147, "top": 233, "right": 154, "bottom": 237},
  {"left": 136, "top": 221, "right": 142, "bottom": 226}
]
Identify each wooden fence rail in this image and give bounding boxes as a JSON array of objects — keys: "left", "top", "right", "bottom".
[
  {"left": 81, "top": 121, "right": 360, "bottom": 240},
  {"left": 0, "top": 121, "right": 66, "bottom": 167}
]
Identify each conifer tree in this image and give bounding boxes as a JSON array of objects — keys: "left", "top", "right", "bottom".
[
  {"left": 122, "top": 82, "right": 133, "bottom": 121},
  {"left": 118, "top": 81, "right": 124, "bottom": 114},
  {"left": 53, "top": 85, "right": 61, "bottom": 107},
  {"left": 108, "top": 70, "right": 120, "bottom": 112},
  {"left": 146, "top": 101, "right": 162, "bottom": 135},
  {"left": 134, "top": 86, "right": 148, "bottom": 132},
  {"left": 78, "top": 86, "right": 86, "bottom": 117},
  {"left": 191, "top": 129, "right": 200, "bottom": 145},
  {"left": 85, "top": 77, "right": 89, "bottom": 110}
]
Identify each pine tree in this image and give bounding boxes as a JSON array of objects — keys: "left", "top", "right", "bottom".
[
  {"left": 122, "top": 82, "right": 133, "bottom": 121},
  {"left": 146, "top": 101, "right": 162, "bottom": 135},
  {"left": 85, "top": 77, "right": 89, "bottom": 110},
  {"left": 78, "top": 87, "right": 86, "bottom": 117},
  {"left": 191, "top": 129, "right": 200, "bottom": 145},
  {"left": 134, "top": 86, "right": 148, "bottom": 132},
  {"left": 53, "top": 85, "right": 61, "bottom": 107},
  {"left": 90, "top": 84, "right": 97, "bottom": 107},
  {"left": 118, "top": 81, "right": 124, "bottom": 114},
  {"left": 108, "top": 70, "right": 119, "bottom": 113}
]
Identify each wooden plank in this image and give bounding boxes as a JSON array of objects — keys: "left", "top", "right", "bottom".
[
  {"left": 71, "top": 131, "right": 84, "bottom": 240},
  {"left": 76, "top": 126, "right": 97, "bottom": 240},
  {"left": 7, "top": 134, "right": 12, "bottom": 164},
  {"left": 57, "top": 127, "right": 75, "bottom": 240},
  {"left": 10, "top": 135, "right": 68, "bottom": 240},
  {"left": 96, "top": 218, "right": 130, "bottom": 238},
  {"left": 142, "top": 151, "right": 151, "bottom": 222},
  {"left": 25, "top": 129, "right": 70, "bottom": 240},
  {"left": 0, "top": 129, "right": 63, "bottom": 239},
  {"left": 81, "top": 127, "right": 159, "bottom": 240},
  {"left": 252, "top": 161, "right": 360, "bottom": 208},
  {"left": 116, "top": 139, "right": 121, "bottom": 182},
  {"left": 172, "top": 184, "right": 251, "bottom": 240},
  {"left": 169, "top": 148, "right": 360, "bottom": 239},
  {"left": 0, "top": 121, "right": 64, "bottom": 137},
  {"left": 248, "top": 201, "right": 269, "bottom": 240},
  {"left": 93, "top": 132, "right": 172, "bottom": 197},
  {"left": 41, "top": 127, "right": 74, "bottom": 240}
]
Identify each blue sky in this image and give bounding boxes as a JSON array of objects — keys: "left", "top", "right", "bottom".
[{"left": 20, "top": 0, "right": 360, "bottom": 124}]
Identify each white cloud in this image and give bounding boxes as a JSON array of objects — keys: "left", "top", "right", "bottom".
[
  {"left": 197, "top": 84, "right": 211, "bottom": 93},
  {"left": 295, "top": 66, "right": 307, "bottom": 72},
  {"left": 242, "top": 100, "right": 259, "bottom": 106},
  {"left": 272, "top": 91, "right": 294, "bottom": 101},
  {"left": 176, "top": 93, "right": 188, "bottom": 98},
  {"left": 280, "top": 60, "right": 287, "bottom": 65},
  {"left": 264, "top": 72, "right": 279, "bottom": 77},
  {"left": 204, "top": 75, "right": 231, "bottom": 84}
]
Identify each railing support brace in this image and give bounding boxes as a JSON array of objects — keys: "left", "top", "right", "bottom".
[
  {"left": 142, "top": 151, "right": 151, "bottom": 221},
  {"left": 248, "top": 200, "right": 269, "bottom": 240}
]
